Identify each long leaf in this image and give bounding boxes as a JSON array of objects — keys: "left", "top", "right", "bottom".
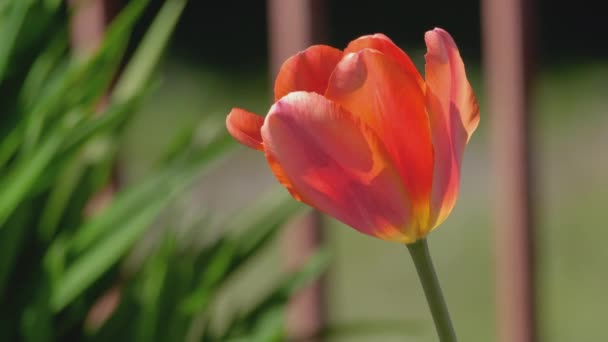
[
  {"left": 68, "top": 167, "right": 168, "bottom": 254},
  {"left": 0, "top": 204, "right": 31, "bottom": 295},
  {"left": 0, "top": 0, "right": 33, "bottom": 81},
  {"left": 179, "top": 191, "right": 303, "bottom": 316},
  {"left": 216, "top": 249, "right": 330, "bottom": 341},
  {"left": 112, "top": 0, "right": 188, "bottom": 102},
  {"left": 51, "top": 195, "right": 169, "bottom": 311},
  {"left": 20, "top": 0, "right": 150, "bottom": 155},
  {"left": 53, "top": 135, "right": 232, "bottom": 311},
  {"left": 134, "top": 236, "right": 175, "bottom": 342},
  {"left": 38, "top": 155, "right": 87, "bottom": 242},
  {"left": 0, "top": 130, "right": 63, "bottom": 229}
]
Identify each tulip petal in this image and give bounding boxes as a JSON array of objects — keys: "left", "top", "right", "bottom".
[
  {"left": 424, "top": 28, "right": 480, "bottom": 228},
  {"left": 325, "top": 49, "right": 434, "bottom": 228},
  {"left": 344, "top": 34, "right": 424, "bottom": 88},
  {"left": 274, "top": 45, "right": 343, "bottom": 101},
  {"left": 262, "top": 91, "right": 417, "bottom": 242},
  {"left": 226, "top": 108, "right": 264, "bottom": 151}
]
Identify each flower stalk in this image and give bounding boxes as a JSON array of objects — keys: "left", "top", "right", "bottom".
[{"left": 407, "top": 238, "right": 457, "bottom": 342}]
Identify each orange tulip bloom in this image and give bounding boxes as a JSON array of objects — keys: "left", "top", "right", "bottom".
[{"left": 226, "top": 28, "right": 479, "bottom": 243}]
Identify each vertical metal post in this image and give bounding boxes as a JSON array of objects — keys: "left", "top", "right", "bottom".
[
  {"left": 69, "top": 1, "right": 121, "bottom": 328},
  {"left": 267, "top": 0, "right": 326, "bottom": 73},
  {"left": 69, "top": 0, "right": 117, "bottom": 55},
  {"left": 69, "top": 0, "right": 120, "bottom": 218},
  {"left": 481, "top": 0, "right": 537, "bottom": 341},
  {"left": 267, "top": 0, "right": 326, "bottom": 340}
]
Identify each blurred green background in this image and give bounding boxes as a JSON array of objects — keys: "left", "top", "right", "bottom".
[{"left": 2, "top": 0, "right": 607, "bottom": 341}]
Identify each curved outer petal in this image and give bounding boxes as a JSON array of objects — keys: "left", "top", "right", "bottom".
[
  {"left": 274, "top": 45, "right": 343, "bottom": 101},
  {"left": 325, "top": 49, "right": 434, "bottom": 233},
  {"left": 424, "top": 28, "right": 480, "bottom": 230},
  {"left": 344, "top": 33, "right": 424, "bottom": 89},
  {"left": 226, "top": 108, "right": 265, "bottom": 151},
  {"left": 262, "top": 91, "right": 418, "bottom": 242}
]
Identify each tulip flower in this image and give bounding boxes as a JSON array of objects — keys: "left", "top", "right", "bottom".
[
  {"left": 226, "top": 28, "right": 479, "bottom": 244},
  {"left": 227, "top": 28, "right": 478, "bottom": 342}
]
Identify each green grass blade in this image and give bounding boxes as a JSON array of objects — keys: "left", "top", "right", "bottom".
[
  {"left": 38, "top": 156, "right": 86, "bottom": 242},
  {"left": 0, "top": 128, "right": 22, "bottom": 169},
  {"left": 55, "top": 138, "right": 232, "bottom": 311},
  {"left": 0, "top": 132, "right": 62, "bottom": 229},
  {"left": 68, "top": 168, "right": 168, "bottom": 254},
  {"left": 13, "top": 0, "right": 149, "bottom": 156},
  {"left": 217, "top": 249, "right": 330, "bottom": 341},
  {"left": 112, "top": 0, "right": 188, "bottom": 102},
  {"left": 179, "top": 191, "right": 303, "bottom": 315},
  {"left": 0, "top": 205, "right": 31, "bottom": 295},
  {"left": 70, "top": 133, "right": 233, "bottom": 255},
  {"left": 21, "top": 281, "right": 53, "bottom": 342},
  {"left": 18, "top": 30, "right": 68, "bottom": 110},
  {"left": 0, "top": 0, "right": 32, "bottom": 81},
  {"left": 134, "top": 237, "right": 175, "bottom": 342},
  {"left": 51, "top": 195, "right": 170, "bottom": 311},
  {"left": 19, "top": 0, "right": 150, "bottom": 156},
  {"left": 58, "top": 97, "right": 140, "bottom": 157}
]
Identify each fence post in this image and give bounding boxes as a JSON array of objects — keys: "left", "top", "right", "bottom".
[
  {"left": 68, "top": 0, "right": 118, "bottom": 55},
  {"left": 267, "top": 0, "right": 327, "bottom": 340},
  {"left": 69, "top": 0, "right": 122, "bottom": 328},
  {"left": 481, "top": 0, "right": 538, "bottom": 341}
]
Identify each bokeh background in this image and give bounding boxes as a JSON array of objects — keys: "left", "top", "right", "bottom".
[
  {"left": 1, "top": 0, "right": 607, "bottom": 341},
  {"left": 135, "top": 1, "right": 607, "bottom": 341}
]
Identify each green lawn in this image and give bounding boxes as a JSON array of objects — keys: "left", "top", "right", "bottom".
[{"left": 122, "top": 58, "right": 608, "bottom": 341}]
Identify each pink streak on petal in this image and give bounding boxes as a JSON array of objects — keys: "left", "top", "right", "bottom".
[
  {"left": 262, "top": 91, "right": 416, "bottom": 242},
  {"left": 326, "top": 49, "right": 434, "bottom": 230}
]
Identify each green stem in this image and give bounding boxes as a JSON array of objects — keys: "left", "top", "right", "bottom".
[{"left": 407, "top": 238, "right": 457, "bottom": 342}]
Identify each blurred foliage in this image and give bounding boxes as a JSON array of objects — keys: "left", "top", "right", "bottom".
[{"left": 0, "top": 0, "right": 326, "bottom": 341}]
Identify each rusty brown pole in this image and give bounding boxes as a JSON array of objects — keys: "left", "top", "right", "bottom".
[
  {"left": 481, "top": 0, "right": 537, "bottom": 341},
  {"left": 69, "top": 0, "right": 121, "bottom": 328},
  {"left": 69, "top": 0, "right": 121, "bottom": 218},
  {"left": 267, "top": 0, "right": 327, "bottom": 340},
  {"left": 68, "top": 0, "right": 121, "bottom": 216},
  {"left": 69, "top": 0, "right": 116, "bottom": 55}
]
